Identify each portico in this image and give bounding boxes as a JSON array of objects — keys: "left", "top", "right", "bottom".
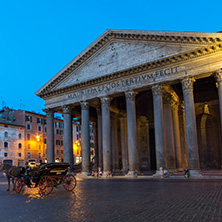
[{"left": 36, "top": 30, "right": 222, "bottom": 177}]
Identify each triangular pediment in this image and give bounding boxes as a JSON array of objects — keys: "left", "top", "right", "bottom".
[
  {"left": 54, "top": 41, "right": 199, "bottom": 90},
  {"left": 36, "top": 29, "right": 222, "bottom": 97}
]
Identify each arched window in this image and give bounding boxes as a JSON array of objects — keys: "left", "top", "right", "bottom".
[
  {"left": 4, "top": 142, "right": 8, "bottom": 148},
  {"left": 18, "top": 143, "right": 22, "bottom": 149},
  {"left": 4, "top": 132, "right": 8, "bottom": 138}
]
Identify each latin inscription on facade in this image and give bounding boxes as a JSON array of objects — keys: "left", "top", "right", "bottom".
[{"left": 67, "top": 67, "right": 178, "bottom": 99}]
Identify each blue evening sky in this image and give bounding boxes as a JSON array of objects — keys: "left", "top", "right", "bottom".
[{"left": 0, "top": 0, "right": 221, "bottom": 114}]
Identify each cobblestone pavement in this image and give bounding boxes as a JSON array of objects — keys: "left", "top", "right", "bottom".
[{"left": 1, "top": 174, "right": 222, "bottom": 222}]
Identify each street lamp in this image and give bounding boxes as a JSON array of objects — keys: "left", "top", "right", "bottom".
[{"left": 36, "top": 135, "right": 40, "bottom": 142}]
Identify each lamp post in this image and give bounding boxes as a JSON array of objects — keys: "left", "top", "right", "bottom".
[{"left": 36, "top": 135, "right": 41, "bottom": 163}]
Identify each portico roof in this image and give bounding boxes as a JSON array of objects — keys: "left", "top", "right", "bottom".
[{"left": 36, "top": 29, "right": 222, "bottom": 100}]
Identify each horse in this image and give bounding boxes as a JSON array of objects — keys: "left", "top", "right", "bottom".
[{"left": 0, "top": 163, "right": 25, "bottom": 191}]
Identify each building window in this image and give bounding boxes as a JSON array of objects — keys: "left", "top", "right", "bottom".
[
  {"left": 27, "top": 124, "right": 31, "bottom": 130},
  {"left": 18, "top": 153, "right": 22, "bottom": 157},
  {"left": 90, "top": 129, "right": 93, "bottom": 133},
  {"left": 44, "top": 119, "right": 47, "bottom": 125},
  {"left": 4, "top": 142, "right": 8, "bottom": 148},
  {"left": 77, "top": 134, "right": 79, "bottom": 140},
  {"left": 76, "top": 126, "right": 79, "bottom": 132},
  {"left": 38, "top": 126, "right": 42, "bottom": 132},
  {"left": 26, "top": 115, "right": 32, "bottom": 122},
  {"left": 56, "top": 129, "right": 59, "bottom": 135},
  {"left": 56, "top": 140, "right": 60, "bottom": 146},
  {"left": 55, "top": 122, "right": 60, "bottom": 128},
  {"left": 27, "top": 152, "right": 31, "bottom": 158},
  {"left": 4, "top": 132, "right": 8, "bottom": 138},
  {"left": 18, "top": 143, "right": 22, "bottom": 149},
  {"left": 60, "top": 130, "right": 63, "bottom": 135},
  {"left": 38, "top": 153, "right": 41, "bottom": 158},
  {"left": 39, "top": 145, "right": 41, "bottom": 150},
  {"left": 27, "top": 134, "right": 30, "bottom": 140},
  {"left": 56, "top": 149, "right": 59, "bottom": 155},
  {"left": 37, "top": 118, "right": 43, "bottom": 124},
  {"left": 44, "top": 138, "right": 47, "bottom": 144},
  {"left": 44, "top": 127, "right": 47, "bottom": 132},
  {"left": 61, "top": 140, "right": 63, "bottom": 146},
  {"left": 18, "top": 133, "right": 22, "bottom": 139},
  {"left": 60, "top": 123, "right": 64, "bottom": 128},
  {"left": 4, "top": 153, "right": 8, "bottom": 157},
  {"left": 61, "top": 150, "right": 63, "bottom": 154},
  {"left": 27, "top": 144, "right": 31, "bottom": 149}
]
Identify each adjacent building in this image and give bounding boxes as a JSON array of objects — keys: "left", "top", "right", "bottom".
[
  {"left": 0, "top": 107, "right": 95, "bottom": 166},
  {"left": 0, "top": 120, "right": 25, "bottom": 166}
]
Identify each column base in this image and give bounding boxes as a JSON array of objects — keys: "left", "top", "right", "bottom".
[
  {"left": 177, "top": 168, "right": 184, "bottom": 172},
  {"left": 77, "top": 171, "right": 91, "bottom": 178},
  {"left": 125, "top": 171, "right": 137, "bottom": 177},
  {"left": 102, "top": 171, "right": 113, "bottom": 177},
  {"left": 153, "top": 168, "right": 164, "bottom": 178}
]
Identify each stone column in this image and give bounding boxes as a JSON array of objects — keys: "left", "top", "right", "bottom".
[
  {"left": 63, "top": 106, "right": 73, "bottom": 169},
  {"left": 120, "top": 115, "right": 128, "bottom": 173},
  {"left": 93, "top": 122, "right": 98, "bottom": 167},
  {"left": 81, "top": 102, "right": 91, "bottom": 175},
  {"left": 181, "top": 77, "right": 200, "bottom": 174},
  {"left": 215, "top": 69, "right": 222, "bottom": 134},
  {"left": 125, "top": 91, "right": 138, "bottom": 175},
  {"left": 111, "top": 114, "right": 119, "bottom": 173},
  {"left": 97, "top": 107, "right": 103, "bottom": 169},
  {"left": 171, "top": 101, "right": 183, "bottom": 171},
  {"left": 152, "top": 84, "right": 165, "bottom": 175},
  {"left": 179, "top": 104, "right": 188, "bottom": 169},
  {"left": 163, "top": 94, "right": 176, "bottom": 172},
  {"left": 137, "top": 116, "right": 150, "bottom": 170},
  {"left": 101, "top": 97, "right": 111, "bottom": 174},
  {"left": 46, "top": 108, "right": 55, "bottom": 163}
]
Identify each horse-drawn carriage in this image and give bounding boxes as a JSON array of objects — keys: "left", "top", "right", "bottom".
[{"left": 13, "top": 162, "right": 76, "bottom": 195}]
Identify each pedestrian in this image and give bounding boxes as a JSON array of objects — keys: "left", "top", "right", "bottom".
[{"left": 184, "top": 169, "right": 190, "bottom": 178}]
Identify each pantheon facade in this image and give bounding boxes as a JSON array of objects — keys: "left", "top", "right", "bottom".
[{"left": 36, "top": 30, "right": 222, "bottom": 177}]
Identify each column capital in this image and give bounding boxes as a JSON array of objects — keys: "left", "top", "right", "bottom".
[
  {"left": 101, "top": 97, "right": 111, "bottom": 107},
  {"left": 171, "top": 100, "right": 179, "bottom": 111},
  {"left": 151, "top": 84, "right": 163, "bottom": 96},
  {"left": 214, "top": 68, "right": 222, "bottom": 82},
  {"left": 80, "top": 101, "right": 89, "bottom": 110},
  {"left": 111, "top": 112, "right": 119, "bottom": 119},
  {"left": 163, "top": 92, "right": 173, "bottom": 104},
  {"left": 44, "top": 108, "right": 54, "bottom": 116},
  {"left": 96, "top": 106, "right": 101, "bottom": 115},
  {"left": 62, "top": 105, "right": 72, "bottom": 114},
  {"left": 181, "top": 77, "right": 196, "bottom": 91},
  {"left": 125, "top": 91, "right": 138, "bottom": 102}
]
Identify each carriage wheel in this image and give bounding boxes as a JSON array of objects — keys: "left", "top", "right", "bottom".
[
  {"left": 62, "top": 174, "right": 76, "bottom": 191},
  {"left": 14, "top": 178, "right": 23, "bottom": 193},
  {"left": 39, "top": 176, "right": 53, "bottom": 195}
]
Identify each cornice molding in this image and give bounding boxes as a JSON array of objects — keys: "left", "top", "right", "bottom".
[{"left": 38, "top": 31, "right": 222, "bottom": 98}]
